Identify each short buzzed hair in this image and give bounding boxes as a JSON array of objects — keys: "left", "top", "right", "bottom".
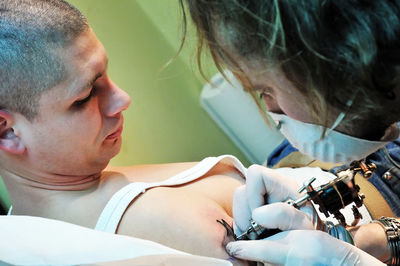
[{"left": 0, "top": 0, "right": 89, "bottom": 120}]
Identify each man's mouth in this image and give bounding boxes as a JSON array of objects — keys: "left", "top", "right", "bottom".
[
  {"left": 105, "top": 117, "right": 124, "bottom": 140},
  {"left": 105, "top": 125, "right": 123, "bottom": 140}
]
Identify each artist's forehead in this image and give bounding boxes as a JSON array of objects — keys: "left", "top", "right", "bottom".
[
  {"left": 211, "top": 33, "right": 287, "bottom": 90},
  {"left": 232, "top": 59, "right": 295, "bottom": 92}
]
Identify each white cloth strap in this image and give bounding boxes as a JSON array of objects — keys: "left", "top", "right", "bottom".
[
  {"left": 7, "top": 205, "right": 12, "bottom": 216},
  {"left": 95, "top": 155, "right": 247, "bottom": 233}
]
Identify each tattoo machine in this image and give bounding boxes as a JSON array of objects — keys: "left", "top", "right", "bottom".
[{"left": 235, "top": 160, "right": 376, "bottom": 240}]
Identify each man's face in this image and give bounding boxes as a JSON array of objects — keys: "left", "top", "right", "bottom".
[{"left": 11, "top": 28, "right": 131, "bottom": 178}]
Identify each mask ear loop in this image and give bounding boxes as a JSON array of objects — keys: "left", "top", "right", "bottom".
[
  {"left": 325, "top": 94, "right": 357, "bottom": 136},
  {"left": 267, "top": 112, "right": 282, "bottom": 130}
]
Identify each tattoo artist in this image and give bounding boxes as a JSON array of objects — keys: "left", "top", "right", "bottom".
[{"left": 180, "top": 0, "right": 400, "bottom": 265}]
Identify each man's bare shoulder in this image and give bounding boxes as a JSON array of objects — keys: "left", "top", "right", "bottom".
[
  {"left": 103, "top": 160, "right": 244, "bottom": 184},
  {"left": 101, "top": 160, "right": 246, "bottom": 262},
  {"left": 116, "top": 180, "right": 241, "bottom": 262},
  {"left": 104, "top": 162, "right": 198, "bottom": 183}
]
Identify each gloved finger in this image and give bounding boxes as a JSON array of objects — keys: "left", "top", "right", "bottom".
[
  {"left": 225, "top": 240, "right": 288, "bottom": 265},
  {"left": 246, "top": 165, "right": 301, "bottom": 210},
  {"left": 228, "top": 230, "right": 384, "bottom": 266},
  {"left": 232, "top": 185, "right": 252, "bottom": 233},
  {"left": 252, "top": 202, "right": 314, "bottom": 231},
  {"left": 299, "top": 204, "right": 320, "bottom": 230}
]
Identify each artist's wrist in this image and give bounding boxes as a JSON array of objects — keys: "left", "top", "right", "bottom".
[{"left": 347, "top": 223, "right": 390, "bottom": 262}]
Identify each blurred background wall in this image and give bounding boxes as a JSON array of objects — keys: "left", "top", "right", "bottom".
[{"left": 67, "top": 0, "right": 250, "bottom": 166}]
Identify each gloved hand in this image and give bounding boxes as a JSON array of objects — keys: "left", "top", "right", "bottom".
[
  {"left": 231, "top": 164, "right": 386, "bottom": 265},
  {"left": 226, "top": 229, "right": 385, "bottom": 265},
  {"left": 233, "top": 164, "right": 320, "bottom": 236}
]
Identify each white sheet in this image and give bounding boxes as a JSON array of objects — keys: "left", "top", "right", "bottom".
[{"left": 0, "top": 216, "right": 231, "bottom": 266}]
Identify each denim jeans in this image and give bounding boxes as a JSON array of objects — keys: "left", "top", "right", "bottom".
[{"left": 267, "top": 139, "right": 400, "bottom": 216}]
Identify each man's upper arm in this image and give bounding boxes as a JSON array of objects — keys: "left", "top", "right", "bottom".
[{"left": 116, "top": 187, "right": 234, "bottom": 259}]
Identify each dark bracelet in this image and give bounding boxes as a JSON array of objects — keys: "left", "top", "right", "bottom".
[{"left": 373, "top": 216, "right": 400, "bottom": 265}]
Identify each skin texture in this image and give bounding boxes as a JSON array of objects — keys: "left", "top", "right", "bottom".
[
  {"left": 0, "top": 29, "right": 247, "bottom": 265},
  {"left": 233, "top": 64, "right": 314, "bottom": 124},
  {"left": 348, "top": 222, "right": 391, "bottom": 262}
]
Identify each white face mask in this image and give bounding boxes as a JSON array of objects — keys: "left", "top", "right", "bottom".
[{"left": 268, "top": 111, "right": 393, "bottom": 163}]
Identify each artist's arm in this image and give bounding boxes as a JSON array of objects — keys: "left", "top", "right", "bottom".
[{"left": 348, "top": 221, "right": 391, "bottom": 262}]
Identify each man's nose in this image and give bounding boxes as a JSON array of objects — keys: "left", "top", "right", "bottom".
[{"left": 103, "top": 80, "right": 131, "bottom": 117}]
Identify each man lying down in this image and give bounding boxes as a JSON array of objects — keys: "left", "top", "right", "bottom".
[
  {"left": 0, "top": 1, "right": 372, "bottom": 265},
  {"left": 0, "top": 1, "right": 246, "bottom": 264}
]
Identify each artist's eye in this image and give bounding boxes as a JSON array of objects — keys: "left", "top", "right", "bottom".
[
  {"left": 74, "top": 87, "right": 96, "bottom": 107},
  {"left": 259, "top": 91, "right": 267, "bottom": 99},
  {"left": 258, "top": 87, "right": 273, "bottom": 99}
]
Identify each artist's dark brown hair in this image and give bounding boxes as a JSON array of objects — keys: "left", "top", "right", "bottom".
[{"left": 180, "top": 0, "right": 400, "bottom": 137}]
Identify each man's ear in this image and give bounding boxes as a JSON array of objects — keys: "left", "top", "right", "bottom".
[{"left": 0, "top": 110, "right": 25, "bottom": 154}]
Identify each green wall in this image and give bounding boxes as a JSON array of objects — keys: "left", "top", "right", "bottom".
[{"left": 67, "top": 0, "right": 249, "bottom": 165}]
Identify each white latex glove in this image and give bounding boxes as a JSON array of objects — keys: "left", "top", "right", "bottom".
[
  {"left": 231, "top": 165, "right": 384, "bottom": 265},
  {"left": 233, "top": 164, "right": 320, "bottom": 235},
  {"left": 225, "top": 229, "right": 384, "bottom": 265}
]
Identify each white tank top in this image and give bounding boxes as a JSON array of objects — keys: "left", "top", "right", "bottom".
[{"left": 94, "top": 155, "right": 247, "bottom": 233}]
